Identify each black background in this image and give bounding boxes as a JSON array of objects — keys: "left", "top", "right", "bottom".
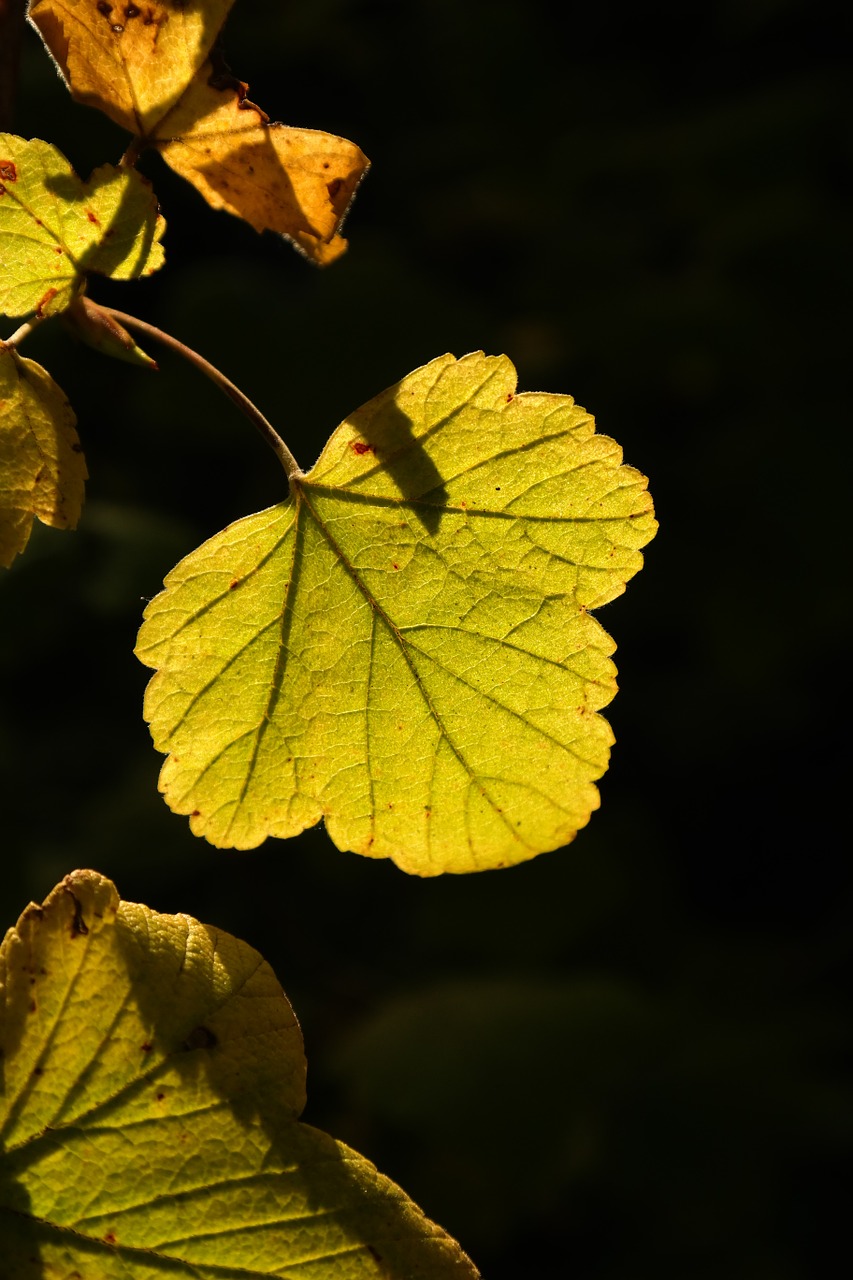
[{"left": 3, "top": 1, "right": 851, "bottom": 1275}]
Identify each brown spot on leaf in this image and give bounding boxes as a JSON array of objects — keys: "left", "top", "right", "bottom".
[
  {"left": 125, "top": 3, "right": 140, "bottom": 16},
  {"left": 97, "top": 0, "right": 112, "bottom": 13},
  {"left": 86, "top": 208, "right": 100, "bottom": 225},
  {"left": 352, "top": 441, "right": 374, "bottom": 455},
  {"left": 140, "top": 1041, "right": 153, "bottom": 1054},
  {"left": 103, "top": 1232, "right": 117, "bottom": 1245},
  {"left": 191, "top": 808, "right": 200, "bottom": 817},
  {"left": 29, "top": 999, "right": 37, "bottom": 1013},
  {"left": 35, "top": 288, "right": 58, "bottom": 317},
  {"left": 33, "top": 1065, "right": 43, "bottom": 1076},
  {"left": 156, "top": 1091, "right": 166, "bottom": 1101},
  {"left": 0, "top": 160, "right": 18, "bottom": 183},
  {"left": 392, "top": 562, "right": 399, "bottom": 570},
  {"left": 229, "top": 578, "right": 240, "bottom": 590},
  {"left": 506, "top": 392, "right": 514, "bottom": 402}
]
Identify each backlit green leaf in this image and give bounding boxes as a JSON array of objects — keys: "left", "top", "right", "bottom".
[
  {"left": 0, "top": 869, "right": 480, "bottom": 1279},
  {"left": 0, "top": 346, "right": 86, "bottom": 568},
  {"left": 137, "top": 353, "right": 657, "bottom": 874},
  {"left": 0, "top": 134, "right": 164, "bottom": 319}
]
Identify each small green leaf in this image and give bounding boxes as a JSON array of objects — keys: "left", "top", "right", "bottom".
[
  {"left": 0, "top": 346, "right": 86, "bottom": 567},
  {"left": 0, "top": 869, "right": 480, "bottom": 1278},
  {"left": 0, "top": 134, "right": 165, "bottom": 319},
  {"left": 137, "top": 353, "right": 657, "bottom": 873}
]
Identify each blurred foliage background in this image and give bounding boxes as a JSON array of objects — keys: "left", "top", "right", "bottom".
[{"left": 2, "top": 0, "right": 851, "bottom": 1275}]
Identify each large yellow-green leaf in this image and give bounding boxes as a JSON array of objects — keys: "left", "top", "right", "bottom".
[
  {"left": 0, "top": 346, "right": 86, "bottom": 567},
  {"left": 137, "top": 353, "right": 657, "bottom": 874},
  {"left": 0, "top": 869, "right": 480, "bottom": 1279},
  {"left": 0, "top": 134, "right": 164, "bottom": 319}
]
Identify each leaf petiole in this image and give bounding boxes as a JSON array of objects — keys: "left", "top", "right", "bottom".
[{"left": 97, "top": 304, "right": 303, "bottom": 482}]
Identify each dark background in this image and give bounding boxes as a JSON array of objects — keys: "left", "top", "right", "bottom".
[{"left": 3, "top": 1, "right": 851, "bottom": 1275}]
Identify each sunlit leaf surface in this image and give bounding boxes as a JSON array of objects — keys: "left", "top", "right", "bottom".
[
  {"left": 0, "top": 133, "right": 164, "bottom": 318},
  {"left": 151, "top": 63, "right": 368, "bottom": 264},
  {"left": 137, "top": 353, "right": 657, "bottom": 873},
  {"left": 0, "top": 869, "right": 480, "bottom": 1278},
  {"left": 0, "top": 348, "right": 86, "bottom": 567},
  {"left": 28, "top": 0, "right": 235, "bottom": 136}
]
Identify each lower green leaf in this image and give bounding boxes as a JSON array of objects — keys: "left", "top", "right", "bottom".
[{"left": 0, "top": 870, "right": 479, "bottom": 1278}]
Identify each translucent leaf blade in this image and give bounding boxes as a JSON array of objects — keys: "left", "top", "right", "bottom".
[
  {"left": 137, "top": 354, "right": 657, "bottom": 874},
  {"left": 0, "top": 348, "right": 86, "bottom": 567},
  {"left": 0, "top": 870, "right": 480, "bottom": 1278},
  {"left": 151, "top": 63, "right": 369, "bottom": 264},
  {"left": 0, "top": 134, "right": 164, "bottom": 318},
  {"left": 28, "top": 0, "right": 236, "bottom": 136}
]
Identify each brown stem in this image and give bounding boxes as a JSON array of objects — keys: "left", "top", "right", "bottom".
[
  {"left": 97, "top": 305, "right": 302, "bottom": 482},
  {"left": 0, "top": 0, "right": 27, "bottom": 132}
]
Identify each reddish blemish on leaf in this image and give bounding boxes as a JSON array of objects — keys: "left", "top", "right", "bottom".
[
  {"left": 392, "top": 563, "right": 399, "bottom": 570},
  {"left": 35, "top": 288, "right": 59, "bottom": 317},
  {"left": 103, "top": 1233, "right": 117, "bottom": 1245},
  {"left": 29, "top": 999, "right": 37, "bottom": 1013},
  {"left": 506, "top": 392, "right": 514, "bottom": 402},
  {"left": 96, "top": 0, "right": 113, "bottom": 15},
  {"left": 86, "top": 209, "right": 101, "bottom": 226},
  {"left": 0, "top": 160, "right": 18, "bottom": 183},
  {"left": 140, "top": 1041, "right": 153, "bottom": 1053},
  {"left": 229, "top": 578, "right": 240, "bottom": 589},
  {"left": 352, "top": 441, "right": 374, "bottom": 455}
]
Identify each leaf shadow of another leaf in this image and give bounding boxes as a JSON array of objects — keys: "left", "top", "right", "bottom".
[
  {"left": 111, "top": 915, "right": 470, "bottom": 1276},
  {"left": 41, "top": 169, "right": 157, "bottom": 280},
  {"left": 0, "top": 1159, "right": 40, "bottom": 1278},
  {"left": 358, "top": 398, "right": 450, "bottom": 536}
]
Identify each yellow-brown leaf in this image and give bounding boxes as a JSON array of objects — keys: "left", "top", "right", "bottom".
[
  {"left": 28, "top": 0, "right": 235, "bottom": 135},
  {"left": 0, "top": 348, "right": 86, "bottom": 568},
  {"left": 151, "top": 63, "right": 369, "bottom": 263}
]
